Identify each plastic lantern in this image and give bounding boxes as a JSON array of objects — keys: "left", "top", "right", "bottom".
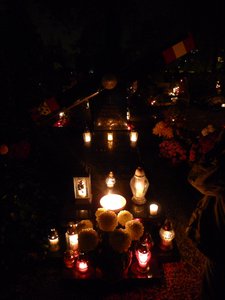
[
  {"left": 130, "top": 167, "right": 149, "bottom": 205},
  {"left": 63, "top": 250, "right": 75, "bottom": 268},
  {"left": 105, "top": 171, "right": 116, "bottom": 188},
  {"left": 83, "top": 130, "right": 91, "bottom": 143},
  {"left": 107, "top": 132, "right": 113, "bottom": 141},
  {"left": 130, "top": 130, "right": 138, "bottom": 142},
  {"left": 76, "top": 253, "right": 89, "bottom": 273},
  {"left": 48, "top": 228, "right": 60, "bottom": 252},
  {"left": 135, "top": 242, "right": 151, "bottom": 273},
  {"left": 159, "top": 219, "right": 175, "bottom": 250},
  {"left": 66, "top": 224, "right": 78, "bottom": 251}
]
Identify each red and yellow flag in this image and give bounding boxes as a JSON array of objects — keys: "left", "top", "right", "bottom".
[
  {"left": 31, "top": 97, "right": 60, "bottom": 122},
  {"left": 162, "top": 34, "right": 195, "bottom": 64}
]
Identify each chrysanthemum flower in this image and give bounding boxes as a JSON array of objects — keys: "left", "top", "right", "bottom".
[
  {"left": 78, "top": 228, "right": 99, "bottom": 252},
  {"left": 76, "top": 219, "right": 93, "bottom": 234},
  {"left": 95, "top": 207, "right": 107, "bottom": 219},
  {"left": 109, "top": 229, "right": 132, "bottom": 253},
  {"left": 117, "top": 210, "right": 133, "bottom": 227},
  {"left": 125, "top": 219, "right": 144, "bottom": 241},
  {"left": 97, "top": 210, "right": 118, "bottom": 232}
]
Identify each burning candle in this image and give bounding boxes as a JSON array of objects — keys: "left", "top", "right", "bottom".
[
  {"left": 100, "top": 193, "right": 126, "bottom": 211},
  {"left": 69, "top": 233, "right": 78, "bottom": 250},
  {"left": 107, "top": 132, "right": 113, "bottom": 141},
  {"left": 83, "top": 131, "right": 91, "bottom": 143},
  {"left": 149, "top": 203, "right": 159, "bottom": 216},
  {"left": 66, "top": 224, "right": 78, "bottom": 251},
  {"left": 130, "top": 130, "right": 138, "bottom": 142},
  {"left": 136, "top": 250, "right": 151, "bottom": 268},
  {"left": 159, "top": 219, "right": 175, "bottom": 250},
  {"left": 135, "top": 242, "right": 151, "bottom": 272},
  {"left": 48, "top": 228, "right": 60, "bottom": 252},
  {"left": 76, "top": 254, "right": 89, "bottom": 273},
  {"left": 105, "top": 171, "right": 116, "bottom": 188}
]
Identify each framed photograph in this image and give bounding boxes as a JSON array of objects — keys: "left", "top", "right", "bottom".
[{"left": 73, "top": 175, "right": 92, "bottom": 204}]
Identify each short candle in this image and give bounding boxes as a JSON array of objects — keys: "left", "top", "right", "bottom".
[
  {"left": 77, "top": 261, "right": 88, "bottom": 273},
  {"left": 107, "top": 132, "right": 113, "bottom": 141},
  {"left": 149, "top": 203, "right": 158, "bottom": 216},
  {"left": 100, "top": 194, "right": 126, "bottom": 211}
]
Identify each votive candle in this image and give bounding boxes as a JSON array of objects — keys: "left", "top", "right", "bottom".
[{"left": 149, "top": 203, "right": 159, "bottom": 216}]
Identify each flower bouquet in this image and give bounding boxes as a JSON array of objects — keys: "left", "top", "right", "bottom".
[
  {"left": 159, "top": 139, "right": 187, "bottom": 165},
  {"left": 189, "top": 124, "right": 220, "bottom": 163},
  {"left": 76, "top": 209, "right": 145, "bottom": 278}
]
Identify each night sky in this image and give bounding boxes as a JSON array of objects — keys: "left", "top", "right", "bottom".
[
  {"left": 1, "top": 1, "right": 225, "bottom": 73},
  {"left": 1, "top": 0, "right": 225, "bottom": 113}
]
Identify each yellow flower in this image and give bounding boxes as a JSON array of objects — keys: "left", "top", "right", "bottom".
[
  {"left": 78, "top": 228, "right": 99, "bottom": 252},
  {"left": 109, "top": 229, "right": 132, "bottom": 253},
  {"left": 125, "top": 219, "right": 144, "bottom": 241},
  {"left": 117, "top": 210, "right": 133, "bottom": 227},
  {"left": 152, "top": 121, "right": 174, "bottom": 139},
  {"left": 76, "top": 219, "right": 93, "bottom": 234},
  {"left": 95, "top": 207, "right": 107, "bottom": 219},
  {"left": 97, "top": 210, "right": 118, "bottom": 232}
]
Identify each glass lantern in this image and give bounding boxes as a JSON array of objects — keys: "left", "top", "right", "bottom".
[
  {"left": 83, "top": 130, "right": 91, "bottom": 143},
  {"left": 63, "top": 250, "right": 75, "bottom": 268},
  {"left": 105, "top": 171, "right": 116, "bottom": 188},
  {"left": 159, "top": 219, "right": 175, "bottom": 251},
  {"left": 48, "top": 228, "right": 60, "bottom": 252},
  {"left": 135, "top": 241, "right": 151, "bottom": 273},
  {"left": 130, "top": 130, "right": 138, "bottom": 142},
  {"left": 130, "top": 167, "right": 149, "bottom": 205},
  {"left": 65, "top": 223, "right": 78, "bottom": 251},
  {"left": 76, "top": 253, "right": 89, "bottom": 273},
  {"left": 107, "top": 132, "right": 113, "bottom": 141}
]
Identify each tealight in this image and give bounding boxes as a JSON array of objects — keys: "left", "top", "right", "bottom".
[
  {"left": 149, "top": 203, "right": 159, "bottom": 216},
  {"left": 100, "top": 194, "right": 126, "bottom": 211}
]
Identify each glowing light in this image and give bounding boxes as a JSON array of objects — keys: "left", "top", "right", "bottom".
[
  {"left": 100, "top": 194, "right": 126, "bottom": 211},
  {"left": 149, "top": 203, "right": 159, "bottom": 216}
]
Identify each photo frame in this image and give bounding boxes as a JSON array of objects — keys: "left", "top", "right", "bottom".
[{"left": 73, "top": 175, "right": 92, "bottom": 205}]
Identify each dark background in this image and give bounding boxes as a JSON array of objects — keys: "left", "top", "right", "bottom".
[{"left": 1, "top": 0, "right": 225, "bottom": 126}]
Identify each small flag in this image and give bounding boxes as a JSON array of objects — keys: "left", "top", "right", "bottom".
[
  {"left": 162, "top": 34, "right": 195, "bottom": 64},
  {"left": 31, "top": 97, "right": 60, "bottom": 122}
]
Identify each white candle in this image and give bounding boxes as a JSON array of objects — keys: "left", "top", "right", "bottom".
[
  {"left": 68, "top": 233, "right": 78, "bottom": 250},
  {"left": 77, "top": 260, "right": 88, "bottom": 273},
  {"left": 49, "top": 237, "right": 59, "bottom": 249},
  {"left": 107, "top": 132, "right": 113, "bottom": 141},
  {"left": 137, "top": 250, "right": 151, "bottom": 268},
  {"left": 130, "top": 131, "right": 138, "bottom": 142},
  {"left": 135, "top": 181, "right": 145, "bottom": 197},
  {"left": 48, "top": 228, "right": 60, "bottom": 252},
  {"left": 149, "top": 203, "right": 159, "bottom": 216},
  {"left": 100, "top": 194, "right": 126, "bottom": 211},
  {"left": 83, "top": 131, "right": 91, "bottom": 143}
]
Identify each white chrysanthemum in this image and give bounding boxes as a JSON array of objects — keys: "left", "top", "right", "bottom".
[
  {"left": 117, "top": 210, "right": 133, "bottom": 227},
  {"left": 95, "top": 207, "right": 107, "bottom": 219},
  {"left": 97, "top": 210, "right": 118, "bottom": 232},
  {"left": 76, "top": 219, "right": 93, "bottom": 234},
  {"left": 109, "top": 229, "right": 132, "bottom": 253},
  {"left": 125, "top": 219, "right": 144, "bottom": 241},
  {"left": 78, "top": 228, "right": 99, "bottom": 252}
]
